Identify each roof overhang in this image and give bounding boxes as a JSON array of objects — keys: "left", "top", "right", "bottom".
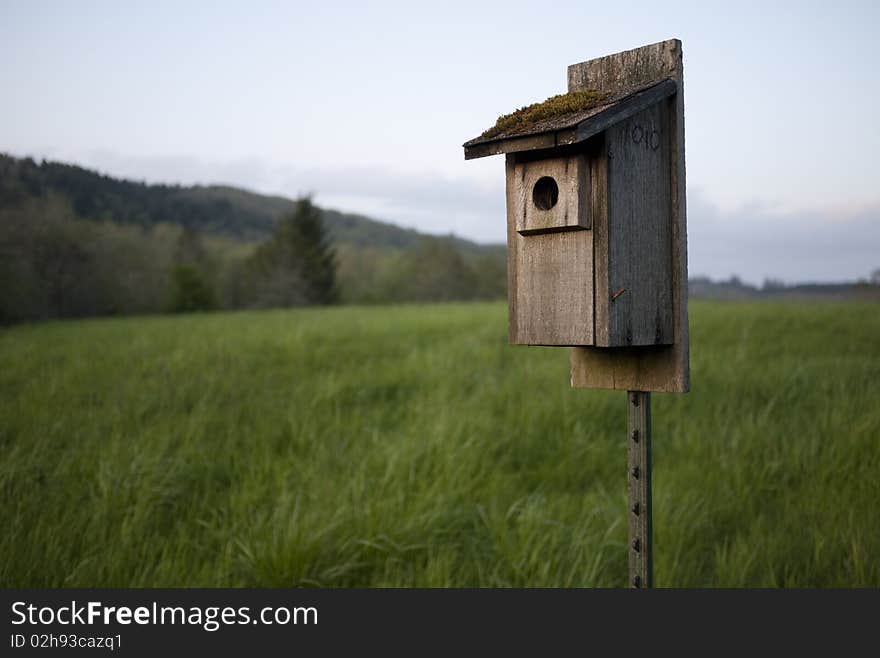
[{"left": 463, "top": 78, "right": 677, "bottom": 160}]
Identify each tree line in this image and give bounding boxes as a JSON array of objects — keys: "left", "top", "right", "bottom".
[{"left": 0, "top": 193, "right": 506, "bottom": 325}]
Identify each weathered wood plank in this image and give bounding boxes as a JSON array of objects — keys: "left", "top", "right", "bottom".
[
  {"left": 591, "top": 136, "right": 610, "bottom": 346},
  {"left": 512, "top": 229, "right": 594, "bottom": 345},
  {"left": 465, "top": 133, "right": 556, "bottom": 160},
  {"left": 505, "top": 155, "right": 519, "bottom": 345},
  {"left": 601, "top": 101, "right": 673, "bottom": 346},
  {"left": 570, "top": 39, "right": 690, "bottom": 392},
  {"left": 568, "top": 42, "right": 678, "bottom": 96}
]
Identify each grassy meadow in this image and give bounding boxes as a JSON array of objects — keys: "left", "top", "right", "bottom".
[{"left": 1, "top": 300, "right": 878, "bottom": 587}]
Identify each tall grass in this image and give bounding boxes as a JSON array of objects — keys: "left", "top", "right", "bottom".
[{"left": 0, "top": 301, "right": 878, "bottom": 586}]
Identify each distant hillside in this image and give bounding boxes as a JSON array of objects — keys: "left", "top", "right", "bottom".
[{"left": 0, "top": 153, "right": 504, "bottom": 257}]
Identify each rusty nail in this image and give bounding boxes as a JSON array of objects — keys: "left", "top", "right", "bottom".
[{"left": 611, "top": 287, "right": 627, "bottom": 302}]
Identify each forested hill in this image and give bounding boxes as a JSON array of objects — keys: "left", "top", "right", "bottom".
[
  {"left": 0, "top": 153, "right": 501, "bottom": 255},
  {"left": 0, "top": 153, "right": 509, "bottom": 323}
]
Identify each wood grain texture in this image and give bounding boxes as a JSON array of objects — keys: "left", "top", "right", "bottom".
[
  {"left": 514, "top": 154, "right": 591, "bottom": 235},
  {"left": 590, "top": 137, "right": 610, "bottom": 346},
  {"left": 507, "top": 157, "right": 594, "bottom": 346},
  {"left": 505, "top": 155, "right": 519, "bottom": 345},
  {"left": 570, "top": 39, "right": 690, "bottom": 392},
  {"left": 600, "top": 102, "right": 673, "bottom": 346},
  {"left": 568, "top": 42, "right": 678, "bottom": 96},
  {"left": 513, "top": 230, "right": 594, "bottom": 345},
  {"left": 465, "top": 133, "right": 556, "bottom": 160}
]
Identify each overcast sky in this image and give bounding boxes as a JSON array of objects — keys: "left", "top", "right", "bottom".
[{"left": 2, "top": 0, "right": 878, "bottom": 284}]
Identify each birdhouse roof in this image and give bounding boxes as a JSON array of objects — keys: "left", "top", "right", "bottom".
[{"left": 463, "top": 78, "right": 676, "bottom": 160}]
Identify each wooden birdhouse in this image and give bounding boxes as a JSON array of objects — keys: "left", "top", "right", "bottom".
[{"left": 463, "top": 39, "right": 690, "bottom": 393}]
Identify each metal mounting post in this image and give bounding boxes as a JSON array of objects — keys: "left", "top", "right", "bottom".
[{"left": 627, "top": 391, "right": 652, "bottom": 588}]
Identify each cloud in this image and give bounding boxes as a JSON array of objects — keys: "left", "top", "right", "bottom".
[
  {"left": 68, "top": 150, "right": 508, "bottom": 243},
  {"left": 687, "top": 190, "right": 880, "bottom": 284},
  {"left": 74, "top": 151, "right": 275, "bottom": 195},
  {"left": 279, "top": 165, "right": 506, "bottom": 242}
]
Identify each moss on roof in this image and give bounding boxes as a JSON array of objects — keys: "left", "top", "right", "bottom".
[{"left": 481, "top": 89, "right": 610, "bottom": 140}]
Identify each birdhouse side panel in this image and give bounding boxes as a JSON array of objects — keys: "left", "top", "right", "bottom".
[{"left": 598, "top": 101, "right": 673, "bottom": 347}]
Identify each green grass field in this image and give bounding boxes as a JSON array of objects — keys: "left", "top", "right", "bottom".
[{"left": 1, "top": 301, "right": 878, "bottom": 587}]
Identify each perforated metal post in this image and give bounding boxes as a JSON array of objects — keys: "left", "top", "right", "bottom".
[{"left": 627, "top": 391, "right": 652, "bottom": 588}]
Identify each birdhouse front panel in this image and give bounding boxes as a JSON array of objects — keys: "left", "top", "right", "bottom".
[{"left": 506, "top": 149, "right": 597, "bottom": 347}]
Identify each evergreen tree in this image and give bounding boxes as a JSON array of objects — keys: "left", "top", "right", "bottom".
[{"left": 247, "top": 197, "right": 337, "bottom": 307}]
